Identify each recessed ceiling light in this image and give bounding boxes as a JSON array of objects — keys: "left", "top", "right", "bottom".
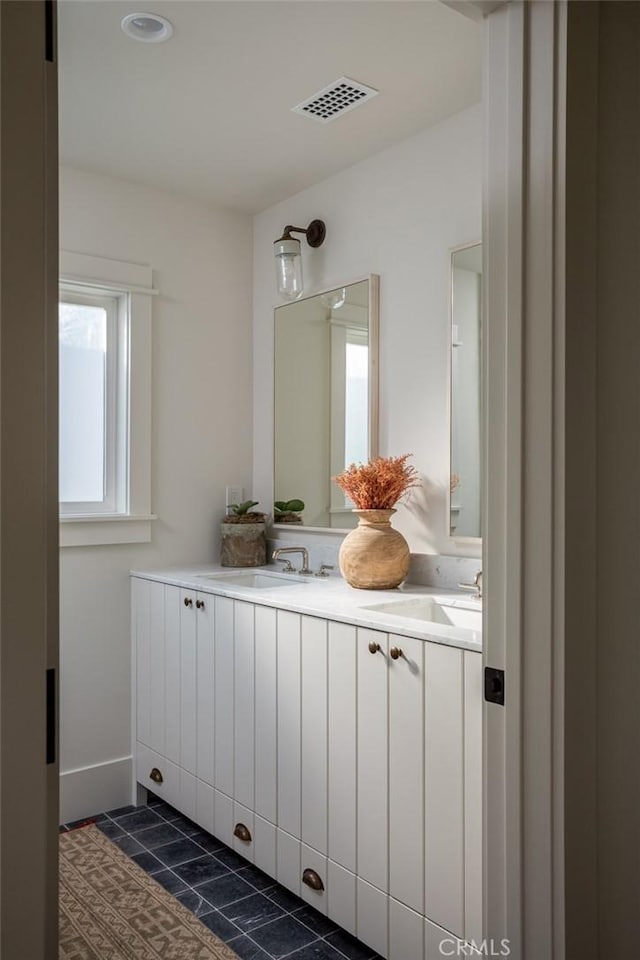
[{"left": 121, "top": 12, "right": 173, "bottom": 43}]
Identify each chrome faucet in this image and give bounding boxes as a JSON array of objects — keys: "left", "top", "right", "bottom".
[
  {"left": 458, "top": 569, "right": 482, "bottom": 599},
  {"left": 272, "top": 547, "right": 312, "bottom": 575}
]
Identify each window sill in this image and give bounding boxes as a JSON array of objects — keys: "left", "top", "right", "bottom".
[{"left": 60, "top": 514, "right": 157, "bottom": 547}]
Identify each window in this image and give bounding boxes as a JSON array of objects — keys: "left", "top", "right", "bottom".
[
  {"left": 59, "top": 288, "right": 123, "bottom": 514},
  {"left": 59, "top": 251, "right": 154, "bottom": 547}
]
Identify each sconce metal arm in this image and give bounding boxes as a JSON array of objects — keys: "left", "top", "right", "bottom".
[{"left": 278, "top": 219, "right": 326, "bottom": 248}]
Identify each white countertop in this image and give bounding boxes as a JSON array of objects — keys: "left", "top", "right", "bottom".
[{"left": 130, "top": 564, "right": 482, "bottom": 653}]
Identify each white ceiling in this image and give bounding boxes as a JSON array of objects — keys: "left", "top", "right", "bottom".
[{"left": 59, "top": 1, "right": 482, "bottom": 213}]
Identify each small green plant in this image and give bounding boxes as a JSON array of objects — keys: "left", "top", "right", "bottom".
[
  {"left": 226, "top": 500, "right": 266, "bottom": 523},
  {"left": 229, "top": 499, "right": 259, "bottom": 515},
  {"left": 274, "top": 498, "right": 305, "bottom": 523}
]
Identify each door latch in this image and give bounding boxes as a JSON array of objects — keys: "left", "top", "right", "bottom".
[{"left": 484, "top": 666, "right": 505, "bottom": 706}]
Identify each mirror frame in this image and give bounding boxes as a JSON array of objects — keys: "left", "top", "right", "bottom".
[
  {"left": 272, "top": 274, "right": 379, "bottom": 534},
  {"left": 448, "top": 242, "right": 482, "bottom": 548}
]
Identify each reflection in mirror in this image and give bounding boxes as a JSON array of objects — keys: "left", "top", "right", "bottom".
[
  {"left": 274, "top": 277, "right": 379, "bottom": 530},
  {"left": 450, "top": 244, "right": 482, "bottom": 540}
]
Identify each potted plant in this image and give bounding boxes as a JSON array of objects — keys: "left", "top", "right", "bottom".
[
  {"left": 220, "top": 500, "right": 267, "bottom": 567},
  {"left": 273, "top": 498, "right": 305, "bottom": 524},
  {"left": 332, "top": 454, "right": 420, "bottom": 589}
]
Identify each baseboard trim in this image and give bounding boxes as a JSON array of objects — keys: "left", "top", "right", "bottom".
[{"left": 60, "top": 755, "right": 133, "bottom": 824}]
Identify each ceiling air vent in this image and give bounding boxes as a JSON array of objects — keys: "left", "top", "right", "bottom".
[{"left": 292, "top": 77, "right": 379, "bottom": 124}]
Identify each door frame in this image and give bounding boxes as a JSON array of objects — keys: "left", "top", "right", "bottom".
[{"left": 483, "top": 1, "right": 569, "bottom": 957}]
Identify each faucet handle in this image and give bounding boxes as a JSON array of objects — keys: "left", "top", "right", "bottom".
[
  {"left": 458, "top": 569, "right": 482, "bottom": 598},
  {"left": 315, "top": 564, "right": 334, "bottom": 578},
  {"left": 275, "top": 558, "right": 295, "bottom": 573}
]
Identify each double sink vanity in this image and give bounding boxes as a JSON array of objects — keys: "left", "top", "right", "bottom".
[
  {"left": 131, "top": 244, "right": 484, "bottom": 958},
  {"left": 131, "top": 562, "right": 482, "bottom": 959}
]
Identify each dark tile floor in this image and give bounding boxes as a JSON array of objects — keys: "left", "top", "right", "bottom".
[{"left": 61, "top": 795, "right": 382, "bottom": 960}]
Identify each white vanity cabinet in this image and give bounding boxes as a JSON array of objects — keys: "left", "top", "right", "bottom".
[
  {"left": 132, "top": 575, "right": 482, "bottom": 959},
  {"left": 134, "top": 579, "right": 214, "bottom": 821}
]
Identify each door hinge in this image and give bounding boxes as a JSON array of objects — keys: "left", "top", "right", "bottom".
[
  {"left": 45, "top": 0, "right": 56, "bottom": 62},
  {"left": 46, "top": 668, "right": 56, "bottom": 763},
  {"left": 484, "top": 666, "right": 505, "bottom": 706}
]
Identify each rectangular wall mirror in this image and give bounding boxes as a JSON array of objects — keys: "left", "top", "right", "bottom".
[
  {"left": 274, "top": 276, "right": 379, "bottom": 530},
  {"left": 450, "top": 243, "right": 482, "bottom": 541}
]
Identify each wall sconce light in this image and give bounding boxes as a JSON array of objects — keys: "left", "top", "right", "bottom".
[
  {"left": 320, "top": 287, "right": 346, "bottom": 310},
  {"left": 274, "top": 219, "right": 326, "bottom": 301}
]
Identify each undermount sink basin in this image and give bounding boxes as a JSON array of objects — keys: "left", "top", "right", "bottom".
[
  {"left": 362, "top": 596, "right": 482, "bottom": 632},
  {"left": 195, "top": 571, "right": 309, "bottom": 589}
]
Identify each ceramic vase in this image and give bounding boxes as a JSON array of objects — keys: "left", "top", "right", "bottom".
[{"left": 338, "top": 508, "right": 410, "bottom": 589}]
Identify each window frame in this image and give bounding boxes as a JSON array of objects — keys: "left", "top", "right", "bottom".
[{"left": 59, "top": 251, "right": 155, "bottom": 547}]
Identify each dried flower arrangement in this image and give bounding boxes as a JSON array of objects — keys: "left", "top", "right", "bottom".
[{"left": 333, "top": 454, "right": 420, "bottom": 510}]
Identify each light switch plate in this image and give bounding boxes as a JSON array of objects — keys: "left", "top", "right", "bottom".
[{"left": 225, "top": 486, "right": 244, "bottom": 508}]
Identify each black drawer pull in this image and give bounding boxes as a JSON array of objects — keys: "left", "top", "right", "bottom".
[{"left": 149, "top": 767, "right": 163, "bottom": 785}]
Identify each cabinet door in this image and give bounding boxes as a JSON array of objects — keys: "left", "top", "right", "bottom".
[
  {"left": 214, "top": 596, "right": 234, "bottom": 796},
  {"left": 254, "top": 605, "right": 277, "bottom": 823},
  {"left": 180, "top": 588, "right": 197, "bottom": 776},
  {"left": 301, "top": 616, "right": 328, "bottom": 854},
  {"left": 328, "top": 622, "right": 357, "bottom": 872},
  {"left": 424, "top": 642, "right": 464, "bottom": 937},
  {"left": 277, "top": 610, "right": 301, "bottom": 838},
  {"left": 234, "top": 601, "right": 255, "bottom": 810},
  {"left": 464, "top": 651, "right": 483, "bottom": 943},
  {"left": 357, "top": 627, "right": 388, "bottom": 892},
  {"left": 388, "top": 633, "right": 424, "bottom": 913},
  {"left": 196, "top": 592, "right": 215, "bottom": 786}
]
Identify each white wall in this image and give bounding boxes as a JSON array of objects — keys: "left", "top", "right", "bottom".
[
  {"left": 59, "top": 167, "right": 253, "bottom": 821},
  {"left": 253, "top": 105, "right": 482, "bottom": 556}
]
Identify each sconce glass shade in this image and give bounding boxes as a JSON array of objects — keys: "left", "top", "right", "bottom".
[
  {"left": 320, "top": 287, "right": 346, "bottom": 310},
  {"left": 274, "top": 236, "right": 303, "bottom": 301}
]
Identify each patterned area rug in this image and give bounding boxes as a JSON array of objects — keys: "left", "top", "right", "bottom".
[{"left": 59, "top": 824, "right": 239, "bottom": 959}]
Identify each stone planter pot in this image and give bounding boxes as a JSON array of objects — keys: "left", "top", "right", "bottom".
[
  {"left": 220, "top": 520, "right": 267, "bottom": 567},
  {"left": 338, "top": 508, "right": 410, "bottom": 589}
]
